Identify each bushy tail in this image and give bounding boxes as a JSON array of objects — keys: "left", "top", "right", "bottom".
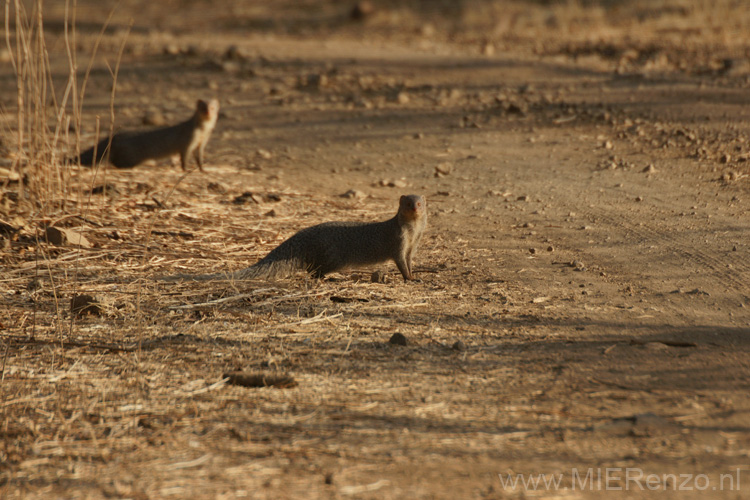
[
  {"left": 159, "top": 255, "right": 304, "bottom": 283},
  {"left": 72, "top": 138, "right": 110, "bottom": 167}
]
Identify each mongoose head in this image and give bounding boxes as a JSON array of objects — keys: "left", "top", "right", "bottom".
[
  {"left": 196, "top": 99, "right": 220, "bottom": 125},
  {"left": 399, "top": 194, "right": 426, "bottom": 221}
]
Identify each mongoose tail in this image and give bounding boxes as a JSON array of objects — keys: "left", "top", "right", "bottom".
[
  {"left": 167, "top": 194, "right": 427, "bottom": 283},
  {"left": 73, "top": 99, "right": 219, "bottom": 171}
]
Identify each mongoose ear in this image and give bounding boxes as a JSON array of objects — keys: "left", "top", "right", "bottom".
[
  {"left": 400, "top": 195, "right": 406, "bottom": 204},
  {"left": 196, "top": 99, "right": 209, "bottom": 114}
]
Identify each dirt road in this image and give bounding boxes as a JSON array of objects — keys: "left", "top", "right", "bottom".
[{"left": 1, "top": 2, "right": 749, "bottom": 498}]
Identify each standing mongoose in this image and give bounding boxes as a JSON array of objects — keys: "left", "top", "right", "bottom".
[
  {"left": 74, "top": 99, "right": 219, "bottom": 171},
  {"left": 169, "top": 194, "right": 427, "bottom": 282}
]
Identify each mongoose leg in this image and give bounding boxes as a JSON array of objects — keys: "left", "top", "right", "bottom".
[
  {"left": 395, "top": 257, "right": 413, "bottom": 281},
  {"left": 194, "top": 147, "right": 205, "bottom": 172}
]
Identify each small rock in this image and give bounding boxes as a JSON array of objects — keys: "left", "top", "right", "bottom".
[
  {"left": 603, "top": 140, "right": 614, "bottom": 150},
  {"left": 529, "top": 248, "right": 537, "bottom": 254},
  {"left": 396, "top": 91, "right": 410, "bottom": 105},
  {"left": 371, "top": 270, "right": 386, "bottom": 283},
  {"left": 301, "top": 73, "right": 327, "bottom": 89},
  {"left": 379, "top": 178, "right": 408, "bottom": 188},
  {"left": 642, "top": 164, "right": 656, "bottom": 173},
  {"left": 721, "top": 171, "right": 739, "bottom": 182},
  {"left": 420, "top": 23, "right": 436, "bottom": 37},
  {"left": 87, "top": 184, "right": 120, "bottom": 196},
  {"left": 256, "top": 149, "right": 273, "bottom": 160},
  {"left": 0, "top": 166, "right": 21, "bottom": 181},
  {"left": 26, "top": 277, "right": 42, "bottom": 293},
  {"left": 224, "top": 45, "right": 249, "bottom": 61},
  {"left": 206, "top": 182, "right": 228, "bottom": 194},
  {"left": 644, "top": 341, "right": 670, "bottom": 351},
  {"left": 0, "top": 219, "right": 18, "bottom": 238},
  {"left": 163, "top": 43, "right": 180, "bottom": 56},
  {"left": 451, "top": 340, "right": 466, "bottom": 352},
  {"left": 720, "top": 153, "right": 731, "bottom": 163},
  {"left": 142, "top": 110, "right": 166, "bottom": 127},
  {"left": 434, "top": 162, "right": 452, "bottom": 177},
  {"left": 43, "top": 226, "right": 66, "bottom": 245},
  {"left": 71, "top": 294, "right": 101, "bottom": 316},
  {"left": 233, "top": 192, "right": 261, "bottom": 204},
  {"left": 388, "top": 332, "right": 408, "bottom": 346},
  {"left": 221, "top": 61, "right": 241, "bottom": 74},
  {"left": 635, "top": 196, "right": 643, "bottom": 202},
  {"left": 517, "top": 195, "right": 529, "bottom": 202},
  {"left": 547, "top": 245, "right": 555, "bottom": 252},
  {"left": 571, "top": 260, "right": 586, "bottom": 271},
  {"left": 505, "top": 102, "right": 526, "bottom": 115},
  {"left": 340, "top": 189, "right": 366, "bottom": 199},
  {"left": 350, "top": 0, "right": 375, "bottom": 21}
]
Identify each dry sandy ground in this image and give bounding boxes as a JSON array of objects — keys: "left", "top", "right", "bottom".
[{"left": 1, "top": 1, "right": 750, "bottom": 499}]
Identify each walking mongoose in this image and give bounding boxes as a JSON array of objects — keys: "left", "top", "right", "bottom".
[
  {"left": 74, "top": 99, "right": 219, "bottom": 171},
  {"left": 169, "top": 194, "right": 427, "bottom": 282}
]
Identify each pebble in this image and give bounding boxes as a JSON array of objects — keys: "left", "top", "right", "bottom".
[
  {"left": 142, "top": 110, "right": 166, "bottom": 126},
  {"left": 571, "top": 260, "right": 586, "bottom": 271},
  {"left": 163, "top": 43, "right": 181, "bottom": 56},
  {"left": 371, "top": 270, "right": 386, "bottom": 283},
  {"left": 434, "top": 162, "right": 452, "bottom": 177},
  {"left": 70, "top": 294, "right": 102, "bottom": 316},
  {"left": 388, "top": 333, "right": 408, "bottom": 346},
  {"left": 721, "top": 171, "right": 739, "bottom": 182},
  {"left": 257, "top": 149, "right": 273, "bottom": 160},
  {"left": 340, "top": 189, "right": 366, "bottom": 199},
  {"left": 350, "top": 0, "right": 375, "bottom": 20},
  {"left": 44, "top": 226, "right": 66, "bottom": 245}
]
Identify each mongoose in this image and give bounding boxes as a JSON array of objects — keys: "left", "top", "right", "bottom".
[
  {"left": 74, "top": 99, "right": 219, "bottom": 171},
  {"left": 169, "top": 194, "right": 427, "bottom": 282}
]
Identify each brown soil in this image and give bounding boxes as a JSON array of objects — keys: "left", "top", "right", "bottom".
[{"left": 2, "top": 1, "right": 750, "bottom": 498}]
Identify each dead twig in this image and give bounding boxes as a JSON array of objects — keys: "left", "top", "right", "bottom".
[{"left": 2, "top": 335, "right": 137, "bottom": 352}]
